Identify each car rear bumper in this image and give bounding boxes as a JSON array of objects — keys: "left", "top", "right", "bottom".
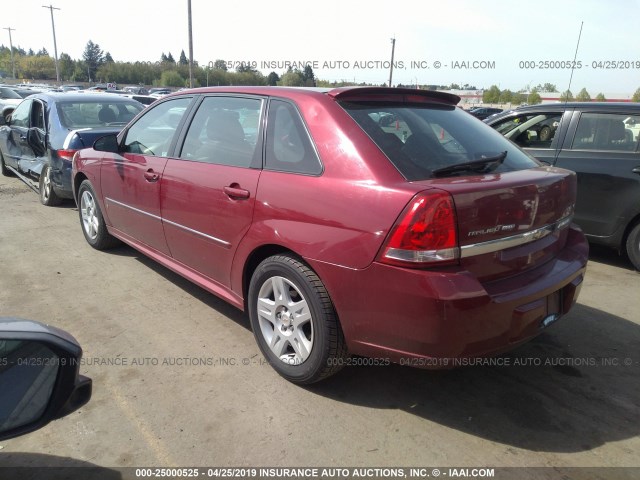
[
  {"left": 310, "top": 225, "right": 588, "bottom": 366},
  {"left": 51, "top": 158, "right": 74, "bottom": 199}
]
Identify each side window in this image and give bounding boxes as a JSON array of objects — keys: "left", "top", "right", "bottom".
[
  {"left": 493, "top": 113, "right": 562, "bottom": 149},
  {"left": 123, "top": 97, "right": 191, "bottom": 157},
  {"left": 31, "top": 101, "right": 45, "bottom": 130},
  {"left": 9, "top": 100, "right": 31, "bottom": 128},
  {"left": 265, "top": 100, "right": 322, "bottom": 175},
  {"left": 572, "top": 113, "right": 640, "bottom": 151},
  {"left": 179, "top": 96, "right": 262, "bottom": 168}
]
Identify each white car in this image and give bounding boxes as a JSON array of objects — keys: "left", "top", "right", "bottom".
[{"left": 0, "top": 86, "right": 23, "bottom": 121}]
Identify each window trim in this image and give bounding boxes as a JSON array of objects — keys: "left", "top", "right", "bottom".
[
  {"left": 118, "top": 96, "right": 196, "bottom": 157},
  {"left": 174, "top": 93, "right": 266, "bottom": 169},
  {"left": 567, "top": 111, "right": 640, "bottom": 153},
  {"left": 263, "top": 97, "right": 324, "bottom": 176}
]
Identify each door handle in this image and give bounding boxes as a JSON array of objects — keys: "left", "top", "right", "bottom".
[
  {"left": 632, "top": 167, "right": 640, "bottom": 176},
  {"left": 143, "top": 169, "right": 160, "bottom": 182},
  {"left": 224, "top": 185, "right": 250, "bottom": 200}
]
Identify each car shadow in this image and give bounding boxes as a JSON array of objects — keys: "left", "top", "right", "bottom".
[
  {"left": 0, "top": 453, "right": 122, "bottom": 479},
  {"left": 306, "top": 303, "right": 640, "bottom": 453},
  {"left": 94, "top": 246, "right": 638, "bottom": 453},
  {"left": 588, "top": 243, "right": 636, "bottom": 271},
  {"left": 106, "top": 244, "right": 248, "bottom": 330}
]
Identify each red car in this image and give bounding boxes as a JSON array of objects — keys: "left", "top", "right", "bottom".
[{"left": 72, "top": 86, "right": 588, "bottom": 384}]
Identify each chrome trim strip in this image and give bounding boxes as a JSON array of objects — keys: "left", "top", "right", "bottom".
[
  {"left": 460, "top": 215, "right": 573, "bottom": 258},
  {"left": 106, "top": 197, "right": 161, "bottom": 220},
  {"left": 105, "top": 197, "right": 231, "bottom": 248},
  {"left": 161, "top": 218, "right": 231, "bottom": 248}
]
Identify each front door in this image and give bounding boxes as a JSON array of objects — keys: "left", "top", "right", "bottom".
[{"left": 100, "top": 97, "right": 193, "bottom": 255}]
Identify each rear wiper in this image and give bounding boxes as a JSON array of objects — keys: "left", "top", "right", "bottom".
[{"left": 431, "top": 151, "right": 507, "bottom": 178}]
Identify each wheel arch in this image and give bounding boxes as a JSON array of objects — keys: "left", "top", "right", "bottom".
[
  {"left": 73, "top": 171, "right": 89, "bottom": 203},
  {"left": 241, "top": 244, "right": 300, "bottom": 310},
  {"left": 622, "top": 213, "right": 640, "bottom": 259}
]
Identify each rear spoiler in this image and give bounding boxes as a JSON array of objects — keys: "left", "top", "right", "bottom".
[{"left": 327, "top": 87, "right": 460, "bottom": 106}]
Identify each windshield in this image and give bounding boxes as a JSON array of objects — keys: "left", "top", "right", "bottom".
[
  {"left": 340, "top": 101, "right": 539, "bottom": 180},
  {"left": 56, "top": 100, "right": 144, "bottom": 129},
  {"left": 0, "top": 88, "right": 22, "bottom": 100}
]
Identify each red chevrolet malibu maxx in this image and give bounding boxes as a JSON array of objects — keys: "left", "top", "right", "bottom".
[{"left": 72, "top": 86, "right": 588, "bottom": 384}]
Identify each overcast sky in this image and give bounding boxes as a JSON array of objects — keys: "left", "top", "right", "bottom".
[{"left": 5, "top": 0, "right": 640, "bottom": 94}]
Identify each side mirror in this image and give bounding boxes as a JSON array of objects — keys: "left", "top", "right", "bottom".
[
  {"left": 93, "top": 134, "right": 120, "bottom": 153},
  {"left": 0, "top": 318, "right": 92, "bottom": 441},
  {"left": 0, "top": 115, "right": 7, "bottom": 126}
]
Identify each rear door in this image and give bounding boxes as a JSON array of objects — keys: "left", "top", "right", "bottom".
[
  {"left": 488, "top": 109, "right": 571, "bottom": 166},
  {"left": 554, "top": 110, "right": 640, "bottom": 240},
  {"left": 100, "top": 97, "right": 193, "bottom": 255},
  {"left": 161, "top": 95, "right": 263, "bottom": 287}
]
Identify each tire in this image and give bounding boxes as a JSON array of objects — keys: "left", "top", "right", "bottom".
[
  {"left": 625, "top": 222, "right": 640, "bottom": 271},
  {"left": 0, "top": 152, "right": 12, "bottom": 177},
  {"left": 248, "top": 255, "right": 347, "bottom": 384},
  {"left": 77, "top": 180, "right": 120, "bottom": 250},
  {"left": 539, "top": 125, "right": 552, "bottom": 142},
  {"left": 39, "top": 165, "right": 63, "bottom": 206}
]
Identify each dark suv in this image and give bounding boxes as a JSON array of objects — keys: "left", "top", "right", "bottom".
[
  {"left": 468, "top": 107, "right": 503, "bottom": 120},
  {"left": 485, "top": 103, "right": 640, "bottom": 269}
]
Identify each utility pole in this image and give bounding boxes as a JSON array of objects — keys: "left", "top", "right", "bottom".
[
  {"left": 42, "top": 4, "right": 61, "bottom": 82},
  {"left": 187, "top": 0, "right": 194, "bottom": 88},
  {"left": 388, "top": 37, "right": 396, "bottom": 88},
  {"left": 3, "top": 27, "right": 16, "bottom": 79}
]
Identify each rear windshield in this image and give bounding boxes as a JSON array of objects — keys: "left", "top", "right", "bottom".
[
  {"left": 340, "top": 101, "right": 539, "bottom": 180},
  {"left": 56, "top": 100, "right": 144, "bottom": 129},
  {"left": 0, "top": 88, "right": 22, "bottom": 100}
]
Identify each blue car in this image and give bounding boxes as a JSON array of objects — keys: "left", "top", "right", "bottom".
[{"left": 0, "top": 92, "right": 144, "bottom": 205}]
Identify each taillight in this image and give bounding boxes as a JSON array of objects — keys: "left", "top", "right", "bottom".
[
  {"left": 379, "top": 190, "right": 459, "bottom": 267},
  {"left": 56, "top": 149, "right": 78, "bottom": 161}
]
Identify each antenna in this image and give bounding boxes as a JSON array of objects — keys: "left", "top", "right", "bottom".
[{"left": 565, "top": 21, "right": 584, "bottom": 104}]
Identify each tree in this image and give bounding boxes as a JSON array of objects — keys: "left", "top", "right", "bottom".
[
  {"left": 58, "top": 52, "right": 75, "bottom": 80},
  {"left": 37, "top": 47, "right": 49, "bottom": 56},
  {"left": 483, "top": 85, "right": 501, "bottom": 103},
  {"left": 18, "top": 55, "right": 56, "bottom": 79},
  {"left": 213, "top": 59, "right": 227, "bottom": 71},
  {"left": 267, "top": 72, "right": 280, "bottom": 86},
  {"left": 542, "top": 83, "right": 557, "bottom": 93},
  {"left": 499, "top": 89, "right": 513, "bottom": 103},
  {"left": 179, "top": 50, "right": 188, "bottom": 65},
  {"left": 560, "top": 89, "right": 574, "bottom": 101},
  {"left": 595, "top": 93, "right": 606, "bottom": 101},
  {"left": 575, "top": 88, "right": 591, "bottom": 101},
  {"left": 302, "top": 65, "right": 316, "bottom": 87},
  {"left": 83, "top": 40, "right": 104, "bottom": 80},
  {"left": 279, "top": 69, "right": 304, "bottom": 86},
  {"left": 236, "top": 63, "right": 258, "bottom": 74},
  {"left": 166, "top": 52, "right": 175, "bottom": 64},
  {"left": 632, "top": 88, "right": 640, "bottom": 102},
  {"left": 104, "top": 52, "right": 114, "bottom": 63},
  {"left": 160, "top": 70, "right": 184, "bottom": 87},
  {"left": 528, "top": 91, "right": 542, "bottom": 105},
  {"left": 160, "top": 53, "right": 168, "bottom": 62}
]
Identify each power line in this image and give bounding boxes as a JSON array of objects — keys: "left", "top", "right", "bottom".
[
  {"left": 3, "top": 27, "right": 16, "bottom": 79},
  {"left": 388, "top": 37, "right": 396, "bottom": 88},
  {"left": 187, "top": 0, "right": 193, "bottom": 88},
  {"left": 42, "top": 4, "right": 61, "bottom": 82}
]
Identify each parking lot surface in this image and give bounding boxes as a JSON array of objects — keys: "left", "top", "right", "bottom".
[{"left": 0, "top": 174, "right": 638, "bottom": 475}]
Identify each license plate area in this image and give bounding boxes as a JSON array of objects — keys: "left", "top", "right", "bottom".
[{"left": 542, "top": 290, "right": 562, "bottom": 328}]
